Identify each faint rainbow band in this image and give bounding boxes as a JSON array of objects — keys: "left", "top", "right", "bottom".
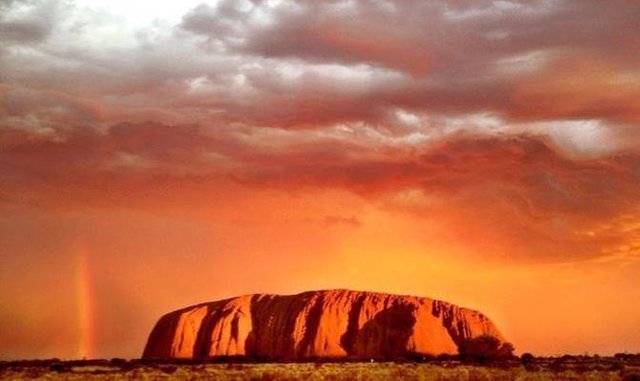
[{"left": 75, "top": 241, "right": 93, "bottom": 359}]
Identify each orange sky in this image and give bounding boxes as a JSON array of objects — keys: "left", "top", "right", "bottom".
[{"left": 1, "top": 0, "right": 639, "bottom": 359}]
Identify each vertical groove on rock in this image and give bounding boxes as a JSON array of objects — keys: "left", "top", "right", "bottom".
[
  {"left": 339, "top": 293, "right": 367, "bottom": 355},
  {"left": 297, "top": 293, "right": 325, "bottom": 357},
  {"left": 193, "top": 305, "right": 216, "bottom": 360}
]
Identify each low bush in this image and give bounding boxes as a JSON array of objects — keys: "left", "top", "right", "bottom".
[{"left": 457, "top": 335, "right": 515, "bottom": 363}]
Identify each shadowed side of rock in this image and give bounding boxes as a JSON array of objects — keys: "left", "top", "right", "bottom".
[{"left": 142, "top": 289, "right": 505, "bottom": 361}]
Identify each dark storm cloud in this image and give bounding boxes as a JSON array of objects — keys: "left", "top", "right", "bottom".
[
  {"left": 231, "top": 0, "right": 639, "bottom": 73},
  {"left": 177, "top": 0, "right": 640, "bottom": 126},
  {"left": 0, "top": 0, "right": 60, "bottom": 44},
  {"left": 2, "top": 0, "right": 638, "bottom": 131}
]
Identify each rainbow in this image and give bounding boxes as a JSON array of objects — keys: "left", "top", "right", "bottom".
[{"left": 75, "top": 241, "right": 93, "bottom": 359}]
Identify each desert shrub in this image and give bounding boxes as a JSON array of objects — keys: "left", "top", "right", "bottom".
[
  {"left": 549, "top": 358, "right": 565, "bottom": 372},
  {"left": 457, "top": 335, "right": 515, "bottom": 362},
  {"left": 117, "top": 360, "right": 136, "bottom": 371},
  {"left": 110, "top": 358, "right": 128, "bottom": 367},
  {"left": 408, "top": 354, "right": 435, "bottom": 362},
  {"left": 48, "top": 362, "right": 70, "bottom": 372},
  {"left": 520, "top": 352, "right": 537, "bottom": 371},
  {"left": 520, "top": 353, "right": 534, "bottom": 364},
  {"left": 616, "top": 353, "right": 640, "bottom": 363},
  {"left": 608, "top": 361, "right": 623, "bottom": 371},
  {"left": 436, "top": 353, "right": 457, "bottom": 361}
]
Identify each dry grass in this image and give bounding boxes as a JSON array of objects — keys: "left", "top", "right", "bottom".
[{"left": 2, "top": 360, "right": 639, "bottom": 381}]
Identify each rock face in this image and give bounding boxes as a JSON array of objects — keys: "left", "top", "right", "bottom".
[{"left": 143, "top": 289, "right": 505, "bottom": 360}]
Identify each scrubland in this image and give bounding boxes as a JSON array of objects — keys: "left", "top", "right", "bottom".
[{"left": 2, "top": 357, "right": 639, "bottom": 380}]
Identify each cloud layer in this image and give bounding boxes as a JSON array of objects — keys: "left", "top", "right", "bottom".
[{"left": 2, "top": 0, "right": 639, "bottom": 264}]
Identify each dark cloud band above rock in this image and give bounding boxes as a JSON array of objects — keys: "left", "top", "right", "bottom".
[{"left": 1, "top": 118, "right": 639, "bottom": 263}]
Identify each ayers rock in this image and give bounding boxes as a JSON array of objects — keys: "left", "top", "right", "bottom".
[{"left": 143, "top": 289, "right": 505, "bottom": 360}]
